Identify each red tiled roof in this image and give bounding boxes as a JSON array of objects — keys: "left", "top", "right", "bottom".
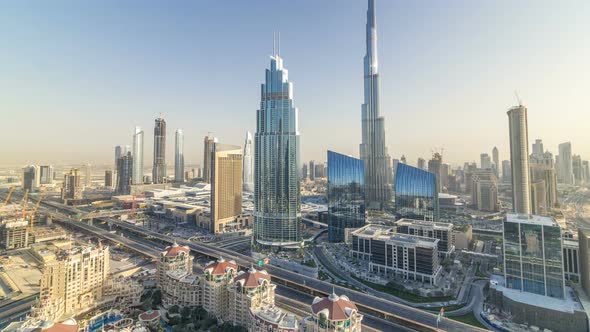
[
  {"left": 234, "top": 267, "right": 271, "bottom": 288},
  {"left": 139, "top": 310, "right": 161, "bottom": 321},
  {"left": 311, "top": 293, "right": 358, "bottom": 321},
  {"left": 162, "top": 243, "right": 190, "bottom": 257},
  {"left": 43, "top": 322, "right": 78, "bottom": 332},
  {"left": 204, "top": 258, "right": 238, "bottom": 275}
]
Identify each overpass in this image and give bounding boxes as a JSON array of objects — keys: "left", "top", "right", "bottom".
[{"left": 42, "top": 200, "right": 485, "bottom": 332}]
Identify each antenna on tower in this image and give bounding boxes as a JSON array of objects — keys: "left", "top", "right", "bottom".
[
  {"left": 514, "top": 90, "right": 523, "bottom": 106},
  {"left": 273, "top": 32, "right": 276, "bottom": 56},
  {"left": 278, "top": 32, "right": 281, "bottom": 56}
]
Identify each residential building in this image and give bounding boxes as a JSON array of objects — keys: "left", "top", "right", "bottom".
[
  {"left": 395, "top": 218, "right": 455, "bottom": 257},
  {"left": 115, "top": 145, "right": 122, "bottom": 169},
  {"left": 501, "top": 160, "right": 511, "bottom": 183},
  {"left": 492, "top": 146, "right": 499, "bottom": 177},
  {"left": 228, "top": 267, "right": 274, "bottom": 327},
  {"left": 417, "top": 158, "right": 426, "bottom": 170},
  {"left": 61, "top": 169, "right": 82, "bottom": 201},
  {"left": 0, "top": 219, "right": 30, "bottom": 249},
  {"left": 132, "top": 126, "right": 144, "bottom": 185},
  {"left": 359, "top": 0, "right": 392, "bottom": 211},
  {"left": 203, "top": 133, "right": 218, "bottom": 184},
  {"left": 563, "top": 238, "right": 579, "bottom": 281},
  {"left": 115, "top": 152, "right": 133, "bottom": 195},
  {"left": 253, "top": 48, "right": 301, "bottom": 248},
  {"left": 503, "top": 214, "right": 565, "bottom": 299},
  {"left": 532, "top": 139, "right": 544, "bottom": 157},
  {"left": 243, "top": 131, "right": 254, "bottom": 192},
  {"left": 350, "top": 224, "right": 442, "bottom": 285},
  {"left": 507, "top": 104, "right": 531, "bottom": 214},
  {"left": 152, "top": 115, "right": 167, "bottom": 184},
  {"left": 573, "top": 154, "right": 585, "bottom": 185},
  {"left": 427, "top": 152, "right": 443, "bottom": 193},
  {"left": 84, "top": 163, "right": 92, "bottom": 188},
  {"left": 530, "top": 181, "right": 548, "bottom": 216},
  {"left": 211, "top": 143, "right": 243, "bottom": 233},
  {"left": 104, "top": 170, "right": 113, "bottom": 189},
  {"left": 557, "top": 142, "right": 573, "bottom": 184},
  {"left": 480, "top": 153, "right": 492, "bottom": 170},
  {"left": 39, "top": 165, "right": 53, "bottom": 185},
  {"left": 175, "top": 129, "right": 184, "bottom": 183},
  {"left": 530, "top": 151, "right": 558, "bottom": 212},
  {"left": 22, "top": 165, "right": 39, "bottom": 192},
  {"left": 157, "top": 243, "right": 199, "bottom": 307},
  {"left": 470, "top": 169, "right": 499, "bottom": 212},
  {"left": 250, "top": 305, "right": 298, "bottom": 332},
  {"left": 394, "top": 163, "right": 439, "bottom": 221},
  {"left": 301, "top": 292, "right": 363, "bottom": 332},
  {"left": 327, "top": 151, "right": 366, "bottom": 242},
  {"left": 302, "top": 163, "right": 308, "bottom": 181},
  {"left": 202, "top": 258, "right": 238, "bottom": 320},
  {"left": 579, "top": 228, "right": 590, "bottom": 296}
]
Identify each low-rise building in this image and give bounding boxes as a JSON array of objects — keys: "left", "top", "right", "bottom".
[
  {"left": 0, "top": 219, "right": 30, "bottom": 249},
  {"left": 138, "top": 310, "right": 161, "bottom": 330},
  {"left": 395, "top": 218, "right": 455, "bottom": 256},
  {"left": 350, "top": 225, "right": 442, "bottom": 285}
]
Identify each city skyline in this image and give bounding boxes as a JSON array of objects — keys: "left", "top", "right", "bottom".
[{"left": 2, "top": 1, "right": 590, "bottom": 167}]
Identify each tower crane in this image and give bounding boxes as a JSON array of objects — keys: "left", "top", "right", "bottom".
[
  {"left": 21, "top": 189, "right": 29, "bottom": 218},
  {"left": 1, "top": 186, "right": 15, "bottom": 210},
  {"left": 29, "top": 187, "right": 46, "bottom": 233}
]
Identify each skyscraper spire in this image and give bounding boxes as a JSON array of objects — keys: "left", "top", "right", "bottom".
[{"left": 360, "top": 0, "right": 391, "bottom": 210}]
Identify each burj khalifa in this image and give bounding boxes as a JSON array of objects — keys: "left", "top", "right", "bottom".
[{"left": 359, "top": 0, "right": 392, "bottom": 210}]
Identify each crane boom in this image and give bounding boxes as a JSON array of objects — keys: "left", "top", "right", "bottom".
[
  {"left": 21, "top": 189, "right": 29, "bottom": 218},
  {"left": 1, "top": 186, "right": 15, "bottom": 209},
  {"left": 30, "top": 187, "right": 46, "bottom": 232}
]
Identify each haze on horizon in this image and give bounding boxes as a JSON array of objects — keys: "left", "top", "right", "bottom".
[{"left": 1, "top": 0, "right": 589, "bottom": 169}]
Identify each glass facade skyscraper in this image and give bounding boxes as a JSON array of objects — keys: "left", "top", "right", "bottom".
[
  {"left": 152, "top": 116, "right": 167, "bottom": 184},
  {"left": 242, "top": 131, "right": 254, "bottom": 192},
  {"left": 503, "top": 214, "right": 565, "bottom": 299},
  {"left": 132, "top": 126, "right": 144, "bottom": 185},
  {"left": 327, "top": 151, "right": 366, "bottom": 243},
  {"left": 359, "top": 0, "right": 392, "bottom": 211},
  {"left": 175, "top": 129, "right": 184, "bottom": 183},
  {"left": 253, "top": 52, "right": 301, "bottom": 248},
  {"left": 394, "top": 163, "right": 439, "bottom": 221}
]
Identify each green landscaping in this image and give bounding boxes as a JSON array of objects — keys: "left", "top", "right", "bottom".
[
  {"left": 448, "top": 313, "right": 486, "bottom": 329},
  {"left": 475, "top": 263, "right": 488, "bottom": 278},
  {"left": 351, "top": 276, "right": 454, "bottom": 303}
]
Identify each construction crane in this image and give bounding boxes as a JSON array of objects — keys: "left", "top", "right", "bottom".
[
  {"left": 21, "top": 189, "right": 29, "bottom": 218},
  {"left": 29, "top": 187, "right": 47, "bottom": 233},
  {"left": 131, "top": 194, "right": 146, "bottom": 219},
  {"left": 1, "top": 186, "right": 15, "bottom": 210}
]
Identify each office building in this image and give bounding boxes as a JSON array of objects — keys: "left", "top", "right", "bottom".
[
  {"left": 471, "top": 169, "right": 499, "bottom": 212},
  {"left": 116, "top": 152, "right": 133, "bottom": 195},
  {"left": 243, "top": 131, "right": 254, "bottom": 192},
  {"left": 530, "top": 181, "right": 548, "bottom": 216},
  {"left": 557, "top": 142, "right": 573, "bottom": 185},
  {"left": 84, "top": 163, "right": 92, "bottom": 188},
  {"left": 502, "top": 160, "right": 511, "bottom": 183},
  {"left": 350, "top": 224, "right": 442, "bottom": 285},
  {"left": 302, "top": 292, "right": 363, "bottom": 332},
  {"left": 394, "top": 163, "right": 439, "bottom": 221},
  {"left": 211, "top": 143, "right": 243, "bottom": 233},
  {"left": 532, "top": 139, "right": 544, "bottom": 157},
  {"left": 428, "top": 152, "right": 443, "bottom": 192},
  {"left": 253, "top": 48, "right": 301, "bottom": 248},
  {"left": 507, "top": 104, "right": 531, "bottom": 214},
  {"left": 22, "top": 165, "right": 39, "bottom": 192},
  {"left": 39, "top": 165, "right": 53, "bottom": 185},
  {"left": 152, "top": 115, "right": 167, "bottom": 184},
  {"left": 395, "top": 218, "right": 455, "bottom": 257},
  {"left": 61, "top": 168, "right": 82, "bottom": 201},
  {"left": 417, "top": 157, "right": 425, "bottom": 170},
  {"left": 579, "top": 229, "right": 590, "bottom": 296},
  {"left": 132, "top": 126, "right": 144, "bottom": 185},
  {"left": 114, "top": 145, "right": 122, "bottom": 169},
  {"left": 530, "top": 150, "right": 558, "bottom": 212},
  {"left": 327, "top": 151, "right": 366, "bottom": 243},
  {"left": 359, "top": 0, "right": 392, "bottom": 211},
  {"left": 203, "top": 133, "right": 218, "bottom": 184},
  {"left": 573, "top": 154, "right": 585, "bottom": 185},
  {"left": 480, "top": 153, "right": 492, "bottom": 170},
  {"left": 175, "top": 129, "right": 184, "bottom": 183},
  {"left": 309, "top": 161, "right": 315, "bottom": 181},
  {"left": 492, "top": 146, "right": 499, "bottom": 176},
  {"left": 563, "top": 238, "right": 579, "bottom": 281},
  {"left": 302, "top": 163, "right": 308, "bottom": 180},
  {"left": 104, "top": 170, "right": 114, "bottom": 189},
  {"left": 503, "top": 214, "right": 565, "bottom": 299}
]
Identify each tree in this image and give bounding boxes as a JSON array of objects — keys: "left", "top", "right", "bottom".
[
  {"left": 168, "top": 305, "right": 180, "bottom": 314},
  {"left": 151, "top": 289, "right": 162, "bottom": 307},
  {"left": 180, "top": 306, "right": 192, "bottom": 322}
]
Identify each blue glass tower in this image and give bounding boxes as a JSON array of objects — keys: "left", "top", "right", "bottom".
[
  {"left": 254, "top": 50, "right": 301, "bottom": 248},
  {"left": 360, "top": 0, "right": 392, "bottom": 210},
  {"left": 327, "top": 151, "right": 366, "bottom": 242},
  {"left": 394, "top": 163, "right": 439, "bottom": 221}
]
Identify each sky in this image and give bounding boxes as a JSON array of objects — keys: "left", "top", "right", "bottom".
[{"left": 1, "top": 0, "right": 589, "bottom": 169}]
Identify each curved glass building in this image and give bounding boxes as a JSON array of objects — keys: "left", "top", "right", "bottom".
[
  {"left": 327, "top": 151, "right": 366, "bottom": 242},
  {"left": 394, "top": 163, "right": 439, "bottom": 221},
  {"left": 253, "top": 52, "right": 301, "bottom": 248}
]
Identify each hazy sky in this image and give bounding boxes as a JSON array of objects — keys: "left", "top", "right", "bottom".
[{"left": 1, "top": 0, "right": 589, "bottom": 168}]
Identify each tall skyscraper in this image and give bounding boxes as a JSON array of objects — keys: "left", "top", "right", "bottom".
[
  {"left": 507, "top": 104, "right": 531, "bottom": 214},
  {"left": 132, "top": 126, "right": 144, "bottom": 185},
  {"left": 530, "top": 151, "right": 558, "bottom": 213},
  {"left": 573, "top": 154, "right": 584, "bottom": 185},
  {"left": 327, "top": 151, "right": 366, "bottom": 242},
  {"left": 579, "top": 228, "right": 590, "bottom": 297},
  {"left": 492, "top": 146, "right": 499, "bottom": 177},
  {"left": 532, "top": 139, "right": 544, "bottom": 157},
  {"left": 104, "top": 170, "right": 114, "bottom": 189},
  {"left": 152, "top": 116, "right": 167, "bottom": 184},
  {"left": 480, "top": 153, "right": 492, "bottom": 170},
  {"left": 62, "top": 168, "right": 82, "bottom": 201},
  {"left": 242, "top": 131, "right": 254, "bottom": 192},
  {"left": 116, "top": 152, "right": 133, "bottom": 195},
  {"left": 211, "top": 143, "right": 243, "bottom": 233},
  {"left": 22, "top": 165, "right": 40, "bottom": 192},
  {"left": 557, "top": 142, "right": 573, "bottom": 185},
  {"left": 203, "top": 133, "right": 218, "bottom": 184},
  {"left": 175, "top": 129, "right": 184, "bottom": 183},
  {"left": 39, "top": 165, "right": 53, "bottom": 185},
  {"left": 84, "top": 163, "right": 92, "bottom": 188},
  {"left": 115, "top": 145, "right": 122, "bottom": 169},
  {"left": 417, "top": 158, "right": 426, "bottom": 170},
  {"left": 502, "top": 160, "right": 512, "bottom": 183},
  {"left": 428, "top": 152, "right": 443, "bottom": 192},
  {"left": 359, "top": 0, "right": 391, "bottom": 210},
  {"left": 253, "top": 48, "right": 301, "bottom": 248},
  {"left": 309, "top": 160, "right": 315, "bottom": 181}
]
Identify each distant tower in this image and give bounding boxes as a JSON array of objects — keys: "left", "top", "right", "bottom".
[
  {"left": 84, "top": 163, "right": 92, "bottom": 188},
  {"left": 532, "top": 139, "right": 544, "bottom": 157},
  {"left": 359, "top": 0, "right": 392, "bottom": 210},
  {"left": 492, "top": 146, "right": 499, "bottom": 177},
  {"left": 203, "top": 133, "right": 218, "bottom": 184},
  {"left": 62, "top": 168, "right": 82, "bottom": 201},
  {"left": 39, "top": 165, "right": 53, "bottom": 185},
  {"left": 211, "top": 143, "right": 243, "bottom": 233},
  {"left": 417, "top": 158, "right": 426, "bottom": 170},
  {"left": 242, "top": 131, "right": 254, "bottom": 192},
  {"left": 115, "top": 145, "right": 122, "bottom": 169},
  {"left": 132, "top": 126, "right": 144, "bottom": 185},
  {"left": 557, "top": 142, "right": 573, "bottom": 185},
  {"left": 253, "top": 45, "right": 301, "bottom": 248},
  {"left": 507, "top": 104, "right": 531, "bottom": 214},
  {"left": 428, "top": 153, "right": 443, "bottom": 193},
  {"left": 116, "top": 151, "right": 133, "bottom": 195},
  {"left": 175, "top": 129, "right": 184, "bottom": 183},
  {"left": 400, "top": 155, "right": 407, "bottom": 164},
  {"left": 152, "top": 116, "right": 167, "bottom": 184},
  {"left": 480, "top": 153, "right": 492, "bottom": 170},
  {"left": 22, "top": 165, "right": 40, "bottom": 192}
]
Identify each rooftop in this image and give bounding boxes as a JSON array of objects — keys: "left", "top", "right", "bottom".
[
  {"left": 311, "top": 292, "right": 359, "bottom": 321},
  {"left": 506, "top": 213, "right": 558, "bottom": 227},
  {"left": 204, "top": 257, "right": 238, "bottom": 275},
  {"left": 396, "top": 218, "right": 454, "bottom": 230},
  {"left": 351, "top": 224, "right": 439, "bottom": 248},
  {"left": 234, "top": 267, "right": 271, "bottom": 288}
]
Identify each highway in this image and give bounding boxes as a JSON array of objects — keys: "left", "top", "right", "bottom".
[
  {"left": 39, "top": 198, "right": 486, "bottom": 332},
  {"left": 0, "top": 295, "right": 36, "bottom": 328}
]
